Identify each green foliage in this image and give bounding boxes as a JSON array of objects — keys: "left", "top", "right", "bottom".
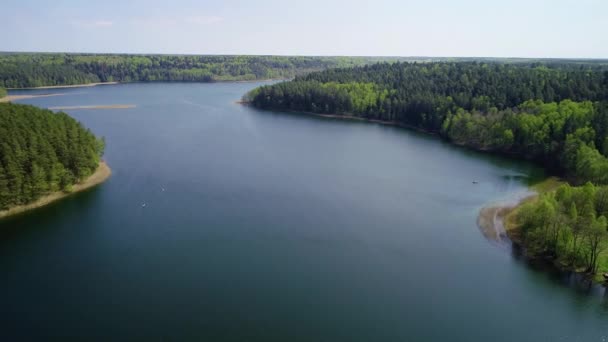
[
  {"left": 246, "top": 81, "right": 394, "bottom": 116},
  {"left": 0, "top": 54, "right": 392, "bottom": 88},
  {"left": 0, "top": 103, "right": 104, "bottom": 210},
  {"left": 0, "top": 87, "right": 6, "bottom": 98},
  {"left": 250, "top": 62, "right": 608, "bottom": 184},
  {"left": 519, "top": 183, "right": 608, "bottom": 274},
  {"left": 442, "top": 100, "right": 608, "bottom": 183}
]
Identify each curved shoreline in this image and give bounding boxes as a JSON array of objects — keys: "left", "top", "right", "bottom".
[
  {"left": 476, "top": 178, "right": 608, "bottom": 284},
  {"left": 0, "top": 161, "right": 111, "bottom": 219},
  {"left": 478, "top": 196, "right": 535, "bottom": 245},
  {"left": 7, "top": 82, "right": 119, "bottom": 90},
  {"left": 0, "top": 93, "right": 67, "bottom": 103},
  {"left": 239, "top": 102, "right": 439, "bottom": 136},
  {"left": 7, "top": 78, "right": 285, "bottom": 91},
  {"left": 48, "top": 104, "right": 136, "bottom": 110},
  {"left": 478, "top": 178, "right": 562, "bottom": 244}
]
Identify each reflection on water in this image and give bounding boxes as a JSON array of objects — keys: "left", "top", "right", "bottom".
[
  {"left": 511, "top": 243, "right": 608, "bottom": 299},
  {"left": 2, "top": 82, "right": 608, "bottom": 341}
]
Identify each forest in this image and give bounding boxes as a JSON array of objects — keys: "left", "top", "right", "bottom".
[
  {"left": 518, "top": 183, "right": 608, "bottom": 276},
  {"left": 0, "top": 103, "right": 105, "bottom": 210},
  {"left": 247, "top": 61, "right": 608, "bottom": 276},
  {"left": 0, "top": 54, "right": 396, "bottom": 88},
  {"left": 247, "top": 62, "right": 608, "bottom": 184}
]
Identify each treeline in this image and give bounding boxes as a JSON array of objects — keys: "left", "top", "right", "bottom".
[
  {"left": 247, "top": 62, "right": 608, "bottom": 183},
  {"left": 248, "top": 62, "right": 608, "bottom": 127},
  {"left": 0, "top": 54, "right": 392, "bottom": 88},
  {"left": 442, "top": 100, "right": 608, "bottom": 183},
  {"left": 0, "top": 103, "right": 105, "bottom": 210},
  {"left": 518, "top": 183, "right": 608, "bottom": 275},
  {"left": 247, "top": 61, "right": 608, "bottom": 275}
]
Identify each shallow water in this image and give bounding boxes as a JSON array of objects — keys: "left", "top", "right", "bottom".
[{"left": 2, "top": 82, "right": 608, "bottom": 341}]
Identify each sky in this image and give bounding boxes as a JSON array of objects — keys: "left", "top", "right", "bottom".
[{"left": 2, "top": 0, "right": 607, "bottom": 58}]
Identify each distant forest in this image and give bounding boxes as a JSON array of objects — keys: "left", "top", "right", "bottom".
[
  {"left": 0, "top": 54, "right": 403, "bottom": 88},
  {"left": 0, "top": 103, "right": 105, "bottom": 210},
  {"left": 247, "top": 62, "right": 608, "bottom": 184}
]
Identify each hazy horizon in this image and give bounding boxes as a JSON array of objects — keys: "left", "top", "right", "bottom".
[
  {"left": 2, "top": 51, "right": 608, "bottom": 60},
  {"left": 3, "top": 0, "right": 607, "bottom": 59}
]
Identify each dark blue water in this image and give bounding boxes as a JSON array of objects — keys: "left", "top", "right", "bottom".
[{"left": 1, "top": 83, "right": 607, "bottom": 341}]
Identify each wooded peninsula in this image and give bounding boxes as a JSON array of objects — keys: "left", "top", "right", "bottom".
[
  {"left": 0, "top": 103, "right": 107, "bottom": 216},
  {"left": 246, "top": 61, "right": 608, "bottom": 279}
]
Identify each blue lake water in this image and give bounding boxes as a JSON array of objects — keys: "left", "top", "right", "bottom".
[{"left": 1, "top": 82, "right": 607, "bottom": 341}]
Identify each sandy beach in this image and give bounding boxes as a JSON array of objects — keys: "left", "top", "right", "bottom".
[
  {"left": 7, "top": 82, "right": 119, "bottom": 90},
  {"left": 0, "top": 93, "right": 67, "bottom": 103},
  {"left": 478, "top": 204, "right": 526, "bottom": 243},
  {"left": 48, "top": 104, "right": 136, "bottom": 110},
  {"left": 0, "top": 161, "right": 112, "bottom": 219}
]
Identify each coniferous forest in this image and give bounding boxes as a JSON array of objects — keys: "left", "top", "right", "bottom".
[
  {"left": 0, "top": 103, "right": 105, "bottom": 210},
  {"left": 248, "top": 61, "right": 608, "bottom": 275}
]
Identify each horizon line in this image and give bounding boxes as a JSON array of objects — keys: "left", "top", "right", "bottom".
[{"left": 1, "top": 51, "right": 607, "bottom": 61}]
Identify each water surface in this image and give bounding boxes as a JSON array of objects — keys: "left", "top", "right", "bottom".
[{"left": 2, "top": 83, "right": 607, "bottom": 341}]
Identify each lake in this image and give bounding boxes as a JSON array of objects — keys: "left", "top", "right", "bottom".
[{"left": 2, "top": 82, "right": 608, "bottom": 341}]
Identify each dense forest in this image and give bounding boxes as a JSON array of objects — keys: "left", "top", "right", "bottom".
[
  {"left": 0, "top": 103, "right": 105, "bottom": 210},
  {"left": 247, "top": 62, "right": 608, "bottom": 184},
  {"left": 247, "top": 61, "right": 608, "bottom": 276},
  {"left": 518, "top": 183, "right": 608, "bottom": 275},
  {"left": 0, "top": 54, "right": 399, "bottom": 88}
]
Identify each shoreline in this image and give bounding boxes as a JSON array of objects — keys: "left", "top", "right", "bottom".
[
  {"left": 0, "top": 93, "right": 67, "bottom": 103},
  {"left": 6, "top": 78, "right": 286, "bottom": 91},
  {"left": 7, "top": 82, "right": 119, "bottom": 90},
  {"left": 0, "top": 161, "right": 112, "bottom": 219},
  {"left": 48, "top": 104, "right": 136, "bottom": 110},
  {"left": 478, "top": 194, "right": 537, "bottom": 245},
  {"left": 239, "top": 102, "right": 438, "bottom": 136},
  {"left": 247, "top": 102, "right": 607, "bottom": 286},
  {"left": 476, "top": 178, "right": 608, "bottom": 283},
  {"left": 219, "top": 78, "right": 288, "bottom": 84},
  {"left": 241, "top": 103, "right": 570, "bottom": 171}
]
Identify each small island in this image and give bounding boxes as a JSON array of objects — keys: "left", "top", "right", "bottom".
[{"left": 0, "top": 102, "right": 109, "bottom": 219}]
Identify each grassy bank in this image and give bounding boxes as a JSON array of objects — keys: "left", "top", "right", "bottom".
[
  {"left": 502, "top": 178, "right": 564, "bottom": 242},
  {"left": 0, "top": 161, "right": 111, "bottom": 219}
]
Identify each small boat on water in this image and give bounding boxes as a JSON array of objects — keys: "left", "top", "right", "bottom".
[
  {"left": 142, "top": 203, "right": 146, "bottom": 208},
  {"left": 603, "top": 273, "right": 608, "bottom": 281},
  {"left": 472, "top": 181, "right": 478, "bottom": 184}
]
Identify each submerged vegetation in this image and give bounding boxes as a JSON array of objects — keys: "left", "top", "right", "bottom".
[
  {"left": 0, "top": 103, "right": 105, "bottom": 211},
  {"left": 248, "top": 61, "right": 608, "bottom": 277},
  {"left": 0, "top": 54, "right": 399, "bottom": 88}
]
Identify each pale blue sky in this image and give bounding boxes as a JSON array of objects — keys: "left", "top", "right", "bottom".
[{"left": 2, "top": 0, "right": 606, "bottom": 57}]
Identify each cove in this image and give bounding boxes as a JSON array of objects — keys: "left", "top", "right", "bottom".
[{"left": 1, "top": 82, "right": 608, "bottom": 341}]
